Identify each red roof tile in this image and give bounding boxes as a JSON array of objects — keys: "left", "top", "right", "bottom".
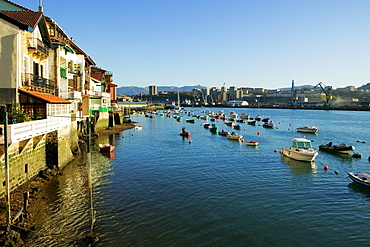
[
  {"left": 19, "top": 88, "right": 71, "bottom": 104},
  {"left": 0, "top": 10, "right": 43, "bottom": 29}
]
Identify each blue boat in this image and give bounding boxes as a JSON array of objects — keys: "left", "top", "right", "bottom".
[
  {"left": 210, "top": 124, "right": 219, "bottom": 134},
  {"left": 348, "top": 172, "right": 370, "bottom": 189}
]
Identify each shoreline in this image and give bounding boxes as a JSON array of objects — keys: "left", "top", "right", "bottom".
[{"left": 0, "top": 122, "right": 135, "bottom": 246}]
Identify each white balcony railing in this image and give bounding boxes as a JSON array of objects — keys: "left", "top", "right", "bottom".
[{"left": 0, "top": 116, "right": 72, "bottom": 144}]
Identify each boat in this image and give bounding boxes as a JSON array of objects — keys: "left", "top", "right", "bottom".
[
  {"left": 262, "top": 118, "right": 270, "bottom": 122},
  {"left": 263, "top": 121, "right": 274, "bottom": 128},
  {"left": 209, "top": 124, "right": 219, "bottom": 134},
  {"left": 134, "top": 126, "right": 142, "bottom": 130},
  {"left": 348, "top": 172, "right": 370, "bottom": 189},
  {"left": 240, "top": 113, "right": 250, "bottom": 119},
  {"left": 246, "top": 141, "right": 259, "bottom": 146},
  {"left": 247, "top": 119, "right": 256, "bottom": 125},
  {"left": 319, "top": 142, "right": 355, "bottom": 154},
  {"left": 227, "top": 132, "right": 243, "bottom": 140},
  {"left": 180, "top": 127, "right": 190, "bottom": 137},
  {"left": 218, "top": 130, "right": 230, "bottom": 136},
  {"left": 255, "top": 115, "right": 262, "bottom": 121},
  {"left": 177, "top": 117, "right": 182, "bottom": 122},
  {"left": 236, "top": 119, "right": 245, "bottom": 123},
  {"left": 203, "top": 123, "right": 211, "bottom": 129},
  {"left": 233, "top": 124, "right": 241, "bottom": 130},
  {"left": 186, "top": 119, "right": 196, "bottom": 123},
  {"left": 99, "top": 144, "right": 115, "bottom": 152},
  {"left": 281, "top": 138, "right": 318, "bottom": 162},
  {"left": 225, "top": 122, "right": 235, "bottom": 127},
  {"left": 296, "top": 126, "right": 319, "bottom": 133},
  {"left": 228, "top": 111, "right": 238, "bottom": 121}
]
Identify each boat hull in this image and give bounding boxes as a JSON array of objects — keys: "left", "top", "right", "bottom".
[
  {"left": 319, "top": 145, "right": 355, "bottom": 154},
  {"left": 246, "top": 141, "right": 258, "bottom": 146},
  {"left": 296, "top": 127, "right": 318, "bottom": 133},
  {"left": 282, "top": 147, "right": 318, "bottom": 162},
  {"left": 348, "top": 172, "right": 370, "bottom": 189}
]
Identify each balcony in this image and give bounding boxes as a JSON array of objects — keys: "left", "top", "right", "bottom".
[
  {"left": 0, "top": 116, "right": 72, "bottom": 144},
  {"left": 22, "top": 73, "right": 56, "bottom": 91},
  {"left": 28, "top": 38, "right": 49, "bottom": 55},
  {"left": 68, "top": 91, "right": 82, "bottom": 100}
]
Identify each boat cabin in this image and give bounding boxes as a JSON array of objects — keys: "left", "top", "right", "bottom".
[{"left": 292, "top": 138, "right": 313, "bottom": 149}]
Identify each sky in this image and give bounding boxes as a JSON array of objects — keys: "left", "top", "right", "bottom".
[{"left": 14, "top": 0, "right": 370, "bottom": 89}]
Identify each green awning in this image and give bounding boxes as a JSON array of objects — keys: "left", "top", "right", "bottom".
[{"left": 64, "top": 45, "right": 74, "bottom": 53}]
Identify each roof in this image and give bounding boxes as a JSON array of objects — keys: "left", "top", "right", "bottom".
[
  {"left": 19, "top": 88, "right": 71, "bottom": 104},
  {"left": 0, "top": 0, "right": 30, "bottom": 11},
  {"left": 0, "top": 10, "right": 43, "bottom": 30}
]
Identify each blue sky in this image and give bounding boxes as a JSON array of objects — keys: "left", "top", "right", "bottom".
[{"left": 15, "top": 0, "right": 370, "bottom": 89}]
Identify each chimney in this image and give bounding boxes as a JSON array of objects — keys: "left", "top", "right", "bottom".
[{"left": 38, "top": 0, "right": 43, "bottom": 13}]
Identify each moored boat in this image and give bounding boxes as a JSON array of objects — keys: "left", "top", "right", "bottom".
[
  {"left": 218, "top": 130, "right": 230, "bottom": 136},
  {"left": 186, "top": 119, "right": 196, "bottom": 123},
  {"left": 99, "top": 144, "right": 115, "bottom": 152},
  {"left": 227, "top": 132, "right": 243, "bottom": 140},
  {"left": 246, "top": 141, "right": 259, "bottom": 146},
  {"left": 210, "top": 124, "right": 219, "bottom": 134},
  {"left": 296, "top": 126, "right": 319, "bottom": 133},
  {"left": 348, "top": 172, "right": 370, "bottom": 189},
  {"left": 281, "top": 138, "right": 318, "bottom": 162},
  {"left": 134, "top": 126, "right": 142, "bottom": 130},
  {"left": 233, "top": 124, "right": 241, "bottom": 130},
  {"left": 247, "top": 119, "right": 256, "bottom": 125},
  {"left": 319, "top": 142, "right": 355, "bottom": 154},
  {"left": 203, "top": 123, "right": 211, "bottom": 129},
  {"left": 180, "top": 127, "right": 190, "bottom": 137},
  {"left": 263, "top": 121, "right": 274, "bottom": 128}
]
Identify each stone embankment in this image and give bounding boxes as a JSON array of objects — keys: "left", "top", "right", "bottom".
[{"left": 0, "top": 122, "right": 135, "bottom": 246}]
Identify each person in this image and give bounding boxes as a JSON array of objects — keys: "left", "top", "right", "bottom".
[{"left": 182, "top": 127, "right": 186, "bottom": 133}]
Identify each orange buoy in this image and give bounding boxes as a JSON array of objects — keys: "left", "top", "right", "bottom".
[
  {"left": 279, "top": 150, "right": 283, "bottom": 154},
  {"left": 240, "top": 139, "right": 244, "bottom": 142},
  {"left": 257, "top": 132, "right": 260, "bottom": 135},
  {"left": 323, "top": 165, "right": 328, "bottom": 170},
  {"left": 189, "top": 140, "right": 192, "bottom": 144}
]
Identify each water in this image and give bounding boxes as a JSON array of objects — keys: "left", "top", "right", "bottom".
[{"left": 27, "top": 108, "right": 370, "bottom": 246}]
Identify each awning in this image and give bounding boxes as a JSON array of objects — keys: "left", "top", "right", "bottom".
[
  {"left": 19, "top": 88, "right": 71, "bottom": 104},
  {"left": 64, "top": 45, "right": 74, "bottom": 53}
]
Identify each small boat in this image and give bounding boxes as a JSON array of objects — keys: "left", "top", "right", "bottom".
[
  {"left": 296, "top": 126, "right": 319, "bottom": 133},
  {"left": 319, "top": 142, "right": 355, "bottom": 154},
  {"left": 203, "top": 123, "right": 211, "bottom": 129},
  {"left": 227, "top": 132, "right": 243, "bottom": 140},
  {"left": 263, "top": 121, "right": 274, "bottom": 128},
  {"left": 262, "top": 118, "right": 270, "bottom": 122},
  {"left": 348, "top": 172, "right": 370, "bottom": 189},
  {"left": 180, "top": 127, "right": 190, "bottom": 137},
  {"left": 177, "top": 117, "right": 183, "bottom": 122},
  {"left": 210, "top": 124, "right": 219, "bottom": 134},
  {"left": 255, "top": 115, "right": 262, "bottom": 121},
  {"left": 225, "top": 122, "right": 235, "bottom": 127},
  {"left": 240, "top": 113, "right": 250, "bottom": 119},
  {"left": 228, "top": 111, "right": 239, "bottom": 120},
  {"left": 99, "top": 144, "right": 115, "bottom": 152},
  {"left": 233, "top": 124, "right": 241, "bottom": 130},
  {"left": 281, "top": 138, "right": 318, "bottom": 162},
  {"left": 247, "top": 119, "right": 256, "bottom": 125},
  {"left": 186, "top": 119, "right": 196, "bottom": 123},
  {"left": 246, "top": 141, "right": 259, "bottom": 146},
  {"left": 236, "top": 119, "right": 245, "bottom": 123},
  {"left": 218, "top": 130, "right": 230, "bottom": 136},
  {"left": 134, "top": 126, "right": 142, "bottom": 130}
]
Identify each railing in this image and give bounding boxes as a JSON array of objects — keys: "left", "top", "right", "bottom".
[
  {"left": 0, "top": 116, "right": 72, "bottom": 144},
  {"left": 28, "top": 38, "right": 49, "bottom": 55},
  {"left": 22, "top": 73, "right": 56, "bottom": 90}
]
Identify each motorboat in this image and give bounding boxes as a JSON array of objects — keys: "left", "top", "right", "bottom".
[
  {"left": 99, "top": 144, "right": 115, "bottom": 152},
  {"left": 203, "top": 123, "right": 211, "bottom": 129},
  {"left": 247, "top": 119, "right": 256, "bottom": 125},
  {"left": 348, "top": 172, "right": 370, "bottom": 189},
  {"left": 227, "top": 132, "right": 243, "bottom": 140},
  {"left": 228, "top": 111, "right": 238, "bottom": 120},
  {"left": 246, "top": 141, "right": 259, "bottom": 146},
  {"left": 233, "top": 124, "right": 241, "bottom": 130},
  {"left": 262, "top": 118, "right": 270, "bottom": 122},
  {"left": 263, "top": 121, "right": 274, "bottom": 128},
  {"left": 225, "top": 122, "right": 235, "bottom": 127},
  {"left": 319, "top": 142, "right": 355, "bottom": 154},
  {"left": 255, "top": 115, "right": 262, "bottom": 121},
  {"left": 210, "top": 124, "right": 219, "bottom": 134},
  {"left": 218, "top": 130, "right": 230, "bottom": 136},
  {"left": 240, "top": 113, "right": 250, "bottom": 119},
  {"left": 281, "top": 138, "right": 318, "bottom": 162},
  {"left": 186, "top": 119, "right": 196, "bottom": 123},
  {"left": 296, "top": 126, "right": 319, "bottom": 133}
]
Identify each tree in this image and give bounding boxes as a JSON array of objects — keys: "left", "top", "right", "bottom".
[{"left": 9, "top": 102, "right": 30, "bottom": 123}]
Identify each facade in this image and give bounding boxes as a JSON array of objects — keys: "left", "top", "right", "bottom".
[{"left": 149, "top": 85, "right": 157, "bottom": 95}]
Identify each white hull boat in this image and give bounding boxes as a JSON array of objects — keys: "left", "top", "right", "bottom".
[
  {"left": 227, "top": 132, "right": 243, "bottom": 140},
  {"left": 282, "top": 138, "right": 318, "bottom": 162},
  {"left": 296, "top": 126, "right": 319, "bottom": 133}
]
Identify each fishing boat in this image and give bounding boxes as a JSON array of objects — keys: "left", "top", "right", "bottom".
[
  {"left": 227, "top": 132, "right": 243, "bottom": 140},
  {"left": 263, "top": 121, "right": 274, "bottom": 128},
  {"left": 240, "top": 113, "right": 250, "bottom": 119},
  {"left": 296, "top": 126, "right": 319, "bottom": 133},
  {"left": 99, "top": 144, "right": 115, "bottom": 152},
  {"left": 348, "top": 172, "right": 370, "bottom": 189},
  {"left": 319, "top": 142, "right": 355, "bottom": 154},
  {"left": 281, "top": 138, "right": 318, "bottom": 162},
  {"left": 218, "top": 130, "right": 230, "bottom": 136},
  {"left": 246, "top": 141, "right": 259, "bottom": 146},
  {"left": 210, "top": 124, "right": 219, "bottom": 134}
]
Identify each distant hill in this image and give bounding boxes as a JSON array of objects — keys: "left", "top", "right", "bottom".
[
  {"left": 358, "top": 82, "right": 370, "bottom": 90},
  {"left": 116, "top": 85, "right": 204, "bottom": 96}
]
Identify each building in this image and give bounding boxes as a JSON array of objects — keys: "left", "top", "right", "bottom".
[{"left": 149, "top": 85, "right": 157, "bottom": 95}]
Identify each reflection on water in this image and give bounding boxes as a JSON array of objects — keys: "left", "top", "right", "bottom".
[{"left": 281, "top": 153, "right": 317, "bottom": 174}]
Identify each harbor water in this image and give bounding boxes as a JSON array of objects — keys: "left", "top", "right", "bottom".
[{"left": 27, "top": 108, "right": 370, "bottom": 246}]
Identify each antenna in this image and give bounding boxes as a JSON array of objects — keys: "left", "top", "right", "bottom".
[{"left": 38, "top": 0, "right": 43, "bottom": 13}]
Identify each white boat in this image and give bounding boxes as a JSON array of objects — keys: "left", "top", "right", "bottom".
[
  {"left": 228, "top": 111, "right": 238, "bottom": 120},
  {"left": 246, "top": 141, "right": 259, "bottom": 146},
  {"left": 281, "top": 138, "right": 318, "bottom": 162},
  {"left": 240, "top": 113, "right": 250, "bottom": 119},
  {"left": 134, "top": 126, "right": 142, "bottom": 130},
  {"left": 227, "top": 132, "right": 243, "bottom": 140},
  {"left": 296, "top": 126, "right": 319, "bottom": 133}
]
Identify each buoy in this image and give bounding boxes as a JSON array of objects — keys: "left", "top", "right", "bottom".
[
  {"left": 323, "top": 165, "right": 328, "bottom": 170},
  {"left": 289, "top": 124, "right": 292, "bottom": 126},
  {"left": 131, "top": 134, "right": 134, "bottom": 136},
  {"left": 257, "top": 132, "right": 260, "bottom": 135},
  {"left": 189, "top": 140, "right": 192, "bottom": 144},
  {"left": 244, "top": 129, "right": 246, "bottom": 131},
  {"left": 278, "top": 122, "right": 280, "bottom": 124},
  {"left": 279, "top": 150, "right": 283, "bottom": 154},
  {"left": 240, "top": 139, "right": 244, "bottom": 142},
  {"left": 274, "top": 149, "right": 278, "bottom": 153},
  {"left": 334, "top": 171, "right": 339, "bottom": 175}
]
